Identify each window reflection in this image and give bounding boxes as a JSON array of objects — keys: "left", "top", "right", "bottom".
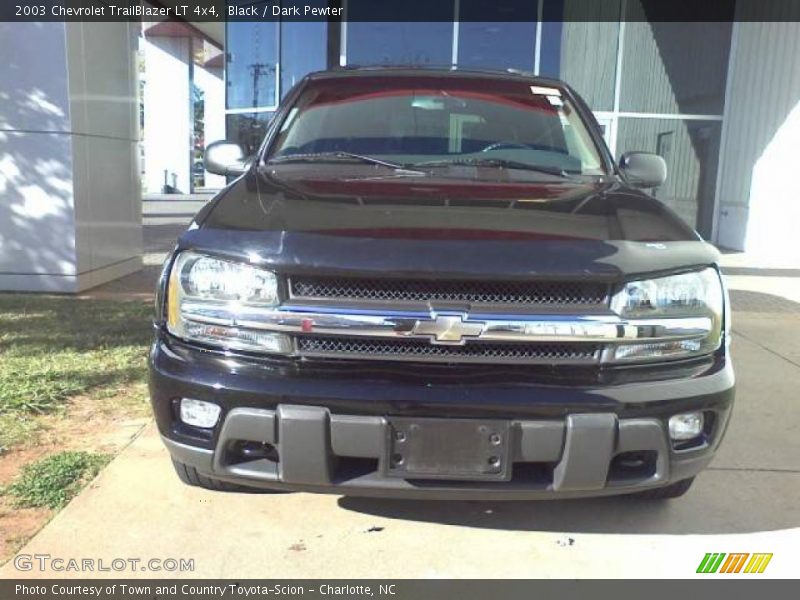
[
  {"left": 457, "top": 0, "right": 537, "bottom": 71},
  {"left": 226, "top": 112, "right": 274, "bottom": 156},
  {"left": 346, "top": 0, "right": 454, "bottom": 66},
  {"left": 281, "top": 0, "right": 328, "bottom": 97},
  {"left": 269, "top": 78, "right": 606, "bottom": 175},
  {"left": 226, "top": 21, "right": 279, "bottom": 109},
  {"left": 616, "top": 119, "right": 721, "bottom": 237}
]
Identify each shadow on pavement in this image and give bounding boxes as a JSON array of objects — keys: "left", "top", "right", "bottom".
[{"left": 337, "top": 481, "right": 799, "bottom": 535}]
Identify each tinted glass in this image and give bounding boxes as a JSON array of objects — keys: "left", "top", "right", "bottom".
[
  {"left": 616, "top": 118, "right": 721, "bottom": 237},
  {"left": 457, "top": 0, "right": 537, "bottom": 71},
  {"left": 226, "top": 21, "right": 278, "bottom": 109},
  {"left": 620, "top": 2, "right": 732, "bottom": 114},
  {"left": 346, "top": 0, "right": 454, "bottom": 66},
  {"left": 226, "top": 112, "right": 273, "bottom": 155},
  {"left": 269, "top": 77, "right": 606, "bottom": 175}
]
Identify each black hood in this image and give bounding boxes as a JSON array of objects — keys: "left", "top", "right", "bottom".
[{"left": 184, "top": 165, "right": 718, "bottom": 281}]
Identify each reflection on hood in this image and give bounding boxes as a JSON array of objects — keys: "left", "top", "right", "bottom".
[{"left": 203, "top": 166, "right": 697, "bottom": 243}]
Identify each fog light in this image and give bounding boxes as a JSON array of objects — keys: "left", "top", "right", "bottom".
[
  {"left": 668, "top": 412, "right": 704, "bottom": 441},
  {"left": 180, "top": 398, "right": 221, "bottom": 429}
]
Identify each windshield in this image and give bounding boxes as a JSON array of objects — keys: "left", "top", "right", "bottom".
[{"left": 267, "top": 75, "right": 608, "bottom": 177}]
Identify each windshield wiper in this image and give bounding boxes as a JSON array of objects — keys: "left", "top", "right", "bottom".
[
  {"left": 412, "top": 158, "right": 576, "bottom": 179},
  {"left": 269, "top": 151, "right": 414, "bottom": 171}
]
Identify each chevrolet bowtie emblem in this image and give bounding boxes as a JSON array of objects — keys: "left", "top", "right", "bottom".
[{"left": 411, "top": 315, "right": 485, "bottom": 344}]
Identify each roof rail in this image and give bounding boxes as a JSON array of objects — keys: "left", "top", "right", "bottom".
[
  {"left": 333, "top": 63, "right": 458, "bottom": 71},
  {"left": 315, "top": 65, "right": 566, "bottom": 85}
]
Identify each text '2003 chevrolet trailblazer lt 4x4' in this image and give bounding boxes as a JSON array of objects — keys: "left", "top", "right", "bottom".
[{"left": 150, "top": 68, "right": 734, "bottom": 500}]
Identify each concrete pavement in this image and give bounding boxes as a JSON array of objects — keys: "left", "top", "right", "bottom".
[{"left": 2, "top": 291, "right": 799, "bottom": 578}]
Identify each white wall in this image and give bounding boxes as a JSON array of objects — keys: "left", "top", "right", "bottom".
[
  {"left": 0, "top": 22, "right": 141, "bottom": 292},
  {"left": 67, "top": 21, "right": 143, "bottom": 285},
  {"left": 142, "top": 35, "right": 191, "bottom": 194},
  {"left": 715, "top": 2, "right": 800, "bottom": 266},
  {"left": 0, "top": 22, "right": 78, "bottom": 291},
  {"left": 193, "top": 63, "right": 226, "bottom": 190}
]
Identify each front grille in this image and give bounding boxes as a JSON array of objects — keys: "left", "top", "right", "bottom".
[
  {"left": 297, "top": 336, "right": 602, "bottom": 365},
  {"left": 289, "top": 276, "right": 609, "bottom": 307}
]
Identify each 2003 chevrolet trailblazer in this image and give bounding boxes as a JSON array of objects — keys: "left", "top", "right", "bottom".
[{"left": 149, "top": 68, "right": 734, "bottom": 500}]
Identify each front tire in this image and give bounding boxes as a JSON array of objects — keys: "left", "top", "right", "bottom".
[{"left": 630, "top": 477, "right": 695, "bottom": 500}]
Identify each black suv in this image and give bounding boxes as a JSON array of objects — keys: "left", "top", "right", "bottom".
[{"left": 150, "top": 68, "right": 733, "bottom": 500}]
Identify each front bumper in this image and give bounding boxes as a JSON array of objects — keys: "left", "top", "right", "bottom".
[{"left": 150, "top": 334, "right": 734, "bottom": 500}]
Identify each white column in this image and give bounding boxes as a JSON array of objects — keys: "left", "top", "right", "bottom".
[
  {"left": 0, "top": 22, "right": 142, "bottom": 292},
  {"left": 194, "top": 63, "right": 226, "bottom": 190},
  {"left": 714, "top": 15, "right": 800, "bottom": 267},
  {"left": 142, "top": 34, "right": 191, "bottom": 194}
]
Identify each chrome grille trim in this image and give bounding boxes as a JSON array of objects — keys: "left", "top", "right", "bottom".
[
  {"left": 289, "top": 276, "right": 610, "bottom": 307},
  {"left": 180, "top": 303, "right": 713, "bottom": 345},
  {"left": 297, "top": 336, "right": 602, "bottom": 365}
]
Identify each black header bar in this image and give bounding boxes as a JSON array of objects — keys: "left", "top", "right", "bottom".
[
  {"left": 0, "top": 579, "right": 792, "bottom": 600},
  {"left": 2, "top": 0, "right": 799, "bottom": 23}
]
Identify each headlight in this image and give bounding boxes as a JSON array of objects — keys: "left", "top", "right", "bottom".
[
  {"left": 610, "top": 268, "right": 724, "bottom": 362},
  {"left": 166, "top": 252, "right": 292, "bottom": 354}
]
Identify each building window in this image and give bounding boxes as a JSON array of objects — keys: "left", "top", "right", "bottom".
[
  {"left": 281, "top": 17, "right": 328, "bottom": 98},
  {"left": 345, "top": 0, "right": 454, "bottom": 66},
  {"left": 616, "top": 118, "right": 722, "bottom": 237},
  {"left": 456, "top": 0, "right": 538, "bottom": 71},
  {"left": 226, "top": 20, "right": 279, "bottom": 110},
  {"left": 225, "top": 4, "right": 330, "bottom": 149}
]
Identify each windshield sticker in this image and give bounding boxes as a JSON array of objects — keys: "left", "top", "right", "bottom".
[{"left": 530, "top": 85, "right": 561, "bottom": 97}]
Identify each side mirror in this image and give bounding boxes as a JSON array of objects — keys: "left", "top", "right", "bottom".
[
  {"left": 619, "top": 152, "right": 667, "bottom": 188},
  {"left": 204, "top": 141, "right": 251, "bottom": 176}
]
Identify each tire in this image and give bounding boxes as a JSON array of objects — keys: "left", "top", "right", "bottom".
[
  {"left": 629, "top": 477, "right": 695, "bottom": 500},
  {"left": 171, "top": 459, "right": 281, "bottom": 493}
]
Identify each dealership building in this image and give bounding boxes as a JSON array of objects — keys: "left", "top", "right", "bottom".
[{"left": 1, "top": 0, "right": 799, "bottom": 292}]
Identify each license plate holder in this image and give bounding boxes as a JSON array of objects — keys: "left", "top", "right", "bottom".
[{"left": 383, "top": 418, "right": 511, "bottom": 481}]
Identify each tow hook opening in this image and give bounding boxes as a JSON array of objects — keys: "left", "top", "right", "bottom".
[
  {"left": 227, "top": 440, "right": 280, "bottom": 465},
  {"left": 608, "top": 450, "right": 658, "bottom": 482}
]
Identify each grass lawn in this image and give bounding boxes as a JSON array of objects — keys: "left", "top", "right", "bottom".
[
  {"left": 4, "top": 451, "right": 111, "bottom": 510},
  {"left": 0, "top": 294, "right": 153, "bottom": 560},
  {"left": 0, "top": 295, "right": 152, "bottom": 452}
]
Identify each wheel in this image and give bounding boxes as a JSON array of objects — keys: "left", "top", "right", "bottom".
[
  {"left": 171, "top": 459, "right": 284, "bottom": 493},
  {"left": 629, "top": 477, "right": 695, "bottom": 500}
]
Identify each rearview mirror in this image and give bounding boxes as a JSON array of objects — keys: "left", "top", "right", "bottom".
[
  {"left": 619, "top": 152, "right": 667, "bottom": 188},
  {"left": 204, "top": 141, "right": 251, "bottom": 176}
]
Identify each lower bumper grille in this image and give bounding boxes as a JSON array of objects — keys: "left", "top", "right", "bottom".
[{"left": 297, "top": 335, "right": 602, "bottom": 364}]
